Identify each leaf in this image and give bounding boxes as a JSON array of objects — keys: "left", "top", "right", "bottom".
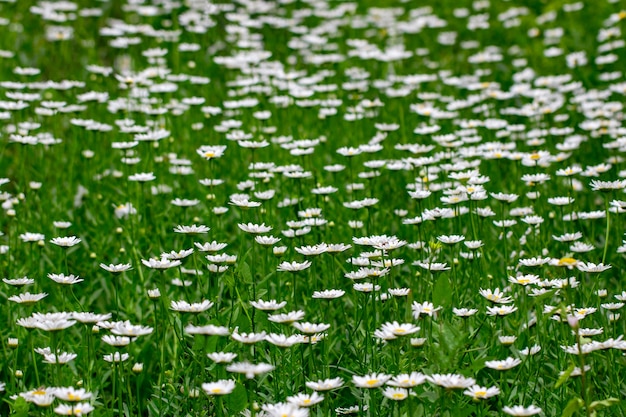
[
  {"left": 225, "top": 383, "right": 248, "bottom": 414},
  {"left": 238, "top": 262, "right": 252, "bottom": 284},
  {"left": 561, "top": 397, "right": 584, "bottom": 417},
  {"left": 10, "top": 397, "right": 30, "bottom": 417},
  {"left": 433, "top": 274, "right": 453, "bottom": 308},
  {"left": 589, "top": 398, "right": 619, "bottom": 411},
  {"left": 555, "top": 362, "right": 576, "bottom": 388}
]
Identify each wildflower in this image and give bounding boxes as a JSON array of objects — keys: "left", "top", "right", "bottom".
[
  {"left": 437, "top": 235, "right": 465, "bottom": 244},
  {"left": 8, "top": 292, "right": 48, "bottom": 304},
  {"left": 103, "top": 352, "right": 130, "bottom": 362},
  {"left": 101, "top": 335, "right": 131, "bottom": 347},
  {"left": 268, "top": 311, "right": 306, "bottom": 323},
  {"left": 173, "top": 224, "right": 210, "bottom": 234},
  {"left": 353, "top": 373, "right": 391, "bottom": 388},
  {"left": 387, "top": 372, "right": 426, "bottom": 388},
  {"left": 170, "top": 300, "right": 214, "bottom": 313},
  {"left": 48, "top": 273, "right": 83, "bottom": 285},
  {"left": 20, "top": 388, "right": 55, "bottom": 406},
  {"left": 427, "top": 373, "right": 475, "bottom": 389},
  {"left": 99, "top": 263, "right": 132, "bottom": 273},
  {"left": 53, "top": 402, "right": 94, "bottom": 416},
  {"left": 277, "top": 260, "right": 312, "bottom": 272},
  {"left": 194, "top": 241, "right": 227, "bottom": 252},
  {"left": 463, "top": 385, "right": 500, "bottom": 399},
  {"left": 231, "top": 329, "right": 267, "bottom": 344},
  {"left": 226, "top": 361, "right": 274, "bottom": 379},
  {"left": 141, "top": 258, "right": 181, "bottom": 269},
  {"left": 412, "top": 260, "right": 451, "bottom": 271},
  {"left": 265, "top": 333, "right": 305, "bottom": 347},
  {"left": 201, "top": 380, "right": 236, "bottom": 395},
  {"left": 53, "top": 387, "right": 93, "bottom": 402},
  {"left": 50, "top": 236, "right": 81, "bottom": 247},
  {"left": 509, "top": 274, "right": 540, "bottom": 286},
  {"left": 499, "top": 336, "right": 517, "bottom": 345},
  {"left": 255, "top": 236, "right": 281, "bottom": 246},
  {"left": 3, "top": 277, "right": 35, "bottom": 286},
  {"left": 228, "top": 196, "right": 264, "bottom": 207},
  {"left": 382, "top": 388, "right": 409, "bottom": 401},
  {"left": 453, "top": 308, "right": 478, "bottom": 317},
  {"left": 590, "top": 179, "right": 626, "bottom": 191},
  {"left": 207, "top": 352, "right": 237, "bottom": 363},
  {"left": 502, "top": 405, "right": 542, "bottom": 416},
  {"left": 388, "top": 288, "right": 410, "bottom": 297},
  {"left": 479, "top": 288, "right": 513, "bottom": 304},
  {"left": 519, "top": 345, "right": 541, "bottom": 356},
  {"left": 287, "top": 392, "right": 324, "bottom": 407},
  {"left": 485, "top": 357, "right": 521, "bottom": 370},
  {"left": 292, "top": 322, "right": 330, "bottom": 334},
  {"left": 114, "top": 203, "right": 136, "bottom": 218},
  {"left": 553, "top": 232, "right": 583, "bottom": 242},
  {"left": 312, "top": 289, "right": 345, "bottom": 299},
  {"left": 110, "top": 321, "right": 153, "bottom": 337},
  {"left": 161, "top": 249, "right": 194, "bottom": 260},
  {"left": 250, "top": 299, "right": 287, "bottom": 310},
  {"left": 306, "top": 377, "right": 344, "bottom": 391},
  {"left": 185, "top": 324, "right": 230, "bottom": 336},
  {"left": 295, "top": 244, "right": 328, "bottom": 256},
  {"left": 379, "top": 321, "right": 420, "bottom": 336},
  {"left": 518, "top": 257, "right": 551, "bottom": 267},
  {"left": 197, "top": 145, "right": 227, "bottom": 160},
  {"left": 43, "top": 352, "right": 78, "bottom": 364},
  {"left": 147, "top": 288, "right": 161, "bottom": 299},
  {"left": 263, "top": 402, "right": 309, "bottom": 417},
  {"left": 412, "top": 301, "right": 442, "bottom": 318},
  {"left": 353, "top": 283, "right": 381, "bottom": 292},
  {"left": 576, "top": 262, "right": 611, "bottom": 273},
  {"left": 486, "top": 305, "right": 518, "bottom": 316}
]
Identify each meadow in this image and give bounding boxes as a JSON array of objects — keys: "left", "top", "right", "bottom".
[{"left": 1, "top": 0, "right": 626, "bottom": 415}]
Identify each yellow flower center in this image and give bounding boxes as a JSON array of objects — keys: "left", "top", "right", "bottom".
[
  {"left": 392, "top": 393, "right": 406, "bottom": 399},
  {"left": 366, "top": 379, "right": 378, "bottom": 386},
  {"left": 211, "top": 388, "right": 222, "bottom": 394},
  {"left": 558, "top": 257, "right": 577, "bottom": 266}
]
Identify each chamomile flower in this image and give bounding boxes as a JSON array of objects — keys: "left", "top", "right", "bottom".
[
  {"left": 352, "top": 373, "right": 391, "bottom": 388},
  {"left": 382, "top": 388, "right": 409, "bottom": 401},
  {"left": 201, "top": 380, "right": 236, "bottom": 395},
  {"left": 50, "top": 236, "right": 81, "bottom": 247},
  {"left": 306, "top": 377, "right": 344, "bottom": 391},
  {"left": 502, "top": 405, "right": 542, "bottom": 416},
  {"left": 287, "top": 392, "right": 324, "bottom": 407},
  {"left": 463, "top": 385, "right": 500, "bottom": 400},
  {"left": 427, "top": 373, "right": 475, "bottom": 389}
]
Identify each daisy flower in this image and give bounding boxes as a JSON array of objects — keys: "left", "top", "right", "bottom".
[
  {"left": 352, "top": 373, "right": 391, "bottom": 388},
  {"left": 201, "top": 380, "right": 236, "bottom": 395},
  {"left": 502, "top": 405, "right": 542, "bottom": 416},
  {"left": 463, "top": 385, "right": 500, "bottom": 400},
  {"left": 50, "top": 236, "right": 81, "bottom": 247},
  {"left": 382, "top": 388, "right": 409, "bottom": 401}
]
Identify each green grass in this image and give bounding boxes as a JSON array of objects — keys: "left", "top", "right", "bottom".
[{"left": 1, "top": 0, "right": 626, "bottom": 416}]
